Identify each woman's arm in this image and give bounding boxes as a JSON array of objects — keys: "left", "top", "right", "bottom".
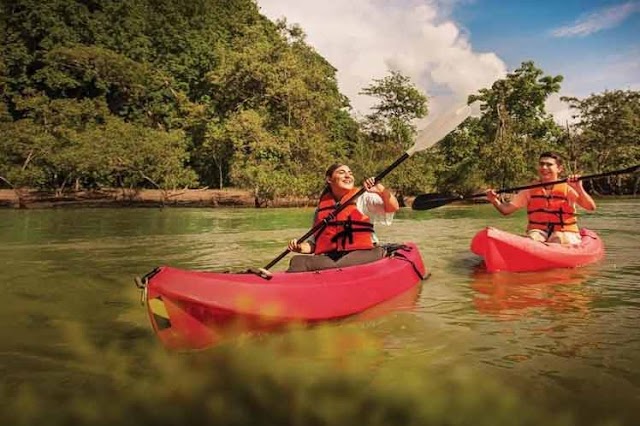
[{"left": 363, "top": 177, "right": 399, "bottom": 213}]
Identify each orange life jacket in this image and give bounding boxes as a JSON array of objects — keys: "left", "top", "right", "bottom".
[
  {"left": 313, "top": 188, "right": 375, "bottom": 254},
  {"left": 527, "top": 183, "right": 579, "bottom": 233}
]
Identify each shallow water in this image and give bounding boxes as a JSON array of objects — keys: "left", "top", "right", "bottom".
[{"left": 0, "top": 199, "right": 638, "bottom": 423}]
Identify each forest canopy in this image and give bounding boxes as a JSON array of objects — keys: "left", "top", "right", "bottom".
[{"left": 1, "top": 0, "right": 638, "bottom": 204}]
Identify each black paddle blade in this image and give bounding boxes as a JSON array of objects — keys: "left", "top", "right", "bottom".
[{"left": 411, "top": 193, "right": 462, "bottom": 210}]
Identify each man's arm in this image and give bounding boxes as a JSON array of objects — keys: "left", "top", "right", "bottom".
[
  {"left": 567, "top": 175, "right": 596, "bottom": 211},
  {"left": 486, "top": 189, "right": 525, "bottom": 216}
]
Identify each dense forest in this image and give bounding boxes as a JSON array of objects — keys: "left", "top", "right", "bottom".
[{"left": 1, "top": 0, "right": 639, "bottom": 206}]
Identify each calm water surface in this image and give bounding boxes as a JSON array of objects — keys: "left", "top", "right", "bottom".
[{"left": 1, "top": 199, "right": 638, "bottom": 423}]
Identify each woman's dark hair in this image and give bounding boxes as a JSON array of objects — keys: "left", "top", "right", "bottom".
[
  {"left": 324, "top": 163, "right": 345, "bottom": 178},
  {"left": 320, "top": 163, "right": 347, "bottom": 198},
  {"left": 539, "top": 151, "right": 563, "bottom": 166}
]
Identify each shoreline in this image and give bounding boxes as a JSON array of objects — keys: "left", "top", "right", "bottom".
[
  {"left": 3, "top": 188, "right": 631, "bottom": 210},
  {"left": 0, "top": 188, "right": 317, "bottom": 209}
]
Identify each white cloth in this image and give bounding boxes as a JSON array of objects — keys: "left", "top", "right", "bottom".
[
  {"left": 356, "top": 192, "right": 395, "bottom": 225},
  {"left": 527, "top": 229, "right": 582, "bottom": 245}
]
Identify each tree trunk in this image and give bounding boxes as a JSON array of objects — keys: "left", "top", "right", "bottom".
[
  {"left": 15, "top": 187, "right": 27, "bottom": 209},
  {"left": 56, "top": 176, "right": 69, "bottom": 197},
  {"left": 254, "top": 186, "right": 260, "bottom": 208}
]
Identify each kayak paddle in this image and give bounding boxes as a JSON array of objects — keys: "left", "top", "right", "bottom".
[
  {"left": 411, "top": 164, "right": 640, "bottom": 211},
  {"left": 251, "top": 103, "right": 474, "bottom": 278}
]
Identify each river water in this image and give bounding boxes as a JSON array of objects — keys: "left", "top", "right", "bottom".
[{"left": 0, "top": 199, "right": 638, "bottom": 424}]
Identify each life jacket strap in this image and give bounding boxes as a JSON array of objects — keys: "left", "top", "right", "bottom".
[
  {"left": 325, "top": 220, "right": 374, "bottom": 228},
  {"left": 528, "top": 206, "right": 577, "bottom": 233},
  {"left": 527, "top": 208, "right": 575, "bottom": 216},
  {"left": 329, "top": 217, "right": 374, "bottom": 249},
  {"left": 528, "top": 220, "right": 578, "bottom": 226},
  {"left": 316, "top": 200, "right": 355, "bottom": 213},
  {"left": 530, "top": 194, "right": 568, "bottom": 201}
]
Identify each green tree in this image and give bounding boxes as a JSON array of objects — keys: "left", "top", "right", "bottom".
[
  {"left": 357, "top": 71, "right": 428, "bottom": 204},
  {"left": 225, "top": 109, "right": 292, "bottom": 206},
  {"left": 562, "top": 90, "right": 640, "bottom": 194},
  {"left": 360, "top": 71, "right": 428, "bottom": 147},
  {"left": 199, "top": 19, "right": 354, "bottom": 199},
  {"left": 0, "top": 94, "right": 196, "bottom": 199},
  {"left": 463, "top": 61, "right": 564, "bottom": 189},
  {"left": 430, "top": 117, "right": 485, "bottom": 196}
]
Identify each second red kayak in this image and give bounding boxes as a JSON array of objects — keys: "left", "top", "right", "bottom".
[
  {"left": 470, "top": 227, "right": 604, "bottom": 273},
  {"left": 137, "top": 243, "right": 427, "bottom": 350}
]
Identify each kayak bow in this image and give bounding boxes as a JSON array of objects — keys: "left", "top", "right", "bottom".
[{"left": 470, "top": 227, "right": 604, "bottom": 273}]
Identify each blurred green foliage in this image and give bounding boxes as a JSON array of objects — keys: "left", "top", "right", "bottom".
[{"left": 0, "top": 322, "right": 587, "bottom": 426}]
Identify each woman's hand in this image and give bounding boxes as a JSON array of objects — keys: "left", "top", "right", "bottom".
[
  {"left": 363, "top": 177, "right": 386, "bottom": 194},
  {"left": 288, "top": 239, "right": 302, "bottom": 252},
  {"left": 288, "top": 239, "right": 313, "bottom": 254}
]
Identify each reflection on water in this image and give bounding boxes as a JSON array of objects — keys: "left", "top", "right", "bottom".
[
  {"left": 353, "top": 284, "right": 422, "bottom": 322},
  {"left": 470, "top": 266, "right": 597, "bottom": 320}
]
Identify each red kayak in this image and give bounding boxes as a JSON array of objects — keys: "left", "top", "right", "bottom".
[
  {"left": 470, "top": 227, "right": 604, "bottom": 273},
  {"left": 137, "top": 243, "right": 427, "bottom": 350}
]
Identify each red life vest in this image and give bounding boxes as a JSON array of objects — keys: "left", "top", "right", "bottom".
[
  {"left": 527, "top": 183, "right": 579, "bottom": 233},
  {"left": 313, "top": 188, "right": 375, "bottom": 254}
]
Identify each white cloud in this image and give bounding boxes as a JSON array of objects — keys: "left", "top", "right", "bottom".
[
  {"left": 551, "top": 48, "right": 640, "bottom": 118},
  {"left": 547, "top": 51, "right": 640, "bottom": 125},
  {"left": 545, "top": 94, "right": 576, "bottom": 125},
  {"left": 551, "top": 1, "right": 640, "bottom": 38},
  {"left": 256, "top": 0, "right": 505, "bottom": 119}
]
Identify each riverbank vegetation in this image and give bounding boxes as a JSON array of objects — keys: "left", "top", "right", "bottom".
[{"left": 1, "top": 0, "right": 638, "bottom": 209}]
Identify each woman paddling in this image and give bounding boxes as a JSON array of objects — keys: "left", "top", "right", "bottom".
[
  {"left": 287, "top": 163, "right": 399, "bottom": 272},
  {"left": 485, "top": 151, "right": 596, "bottom": 244}
]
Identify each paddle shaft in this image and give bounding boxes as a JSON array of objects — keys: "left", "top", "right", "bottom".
[
  {"left": 484, "top": 164, "right": 639, "bottom": 198},
  {"left": 263, "top": 153, "right": 410, "bottom": 270},
  {"left": 412, "top": 164, "right": 640, "bottom": 210}
]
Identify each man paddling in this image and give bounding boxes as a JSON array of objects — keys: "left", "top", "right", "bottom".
[
  {"left": 486, "top": 152, "right": 596, "bottom": 244},
  {"left": 286, "top": 163, "right": 399, "bottom": 272}
]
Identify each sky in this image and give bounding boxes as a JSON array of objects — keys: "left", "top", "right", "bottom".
[{"left": 256, "top": 0, "right": 640, "bottom": 123}]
